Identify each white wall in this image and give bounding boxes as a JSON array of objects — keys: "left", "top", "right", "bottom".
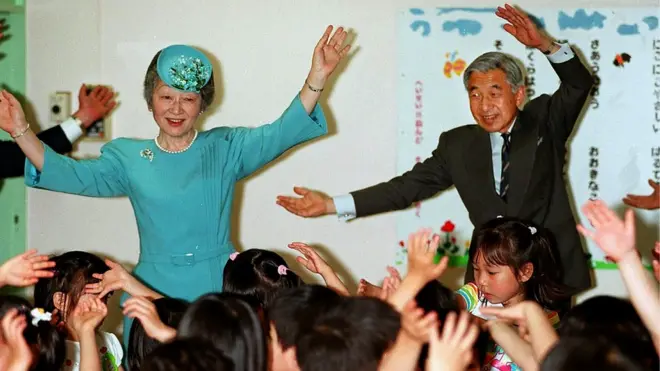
[{"left": 25, "top": 0, "right": 658, "bottom": 331}]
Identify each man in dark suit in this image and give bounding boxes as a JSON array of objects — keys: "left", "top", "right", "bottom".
[
  {"left": 0, "top": 84, "right": 116, "bottom": 179},
  {"left": 276, "top": 5, "right": 595, "bottom": 294}
]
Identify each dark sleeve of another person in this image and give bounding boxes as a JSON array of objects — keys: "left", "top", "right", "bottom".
[{"left": 0, "top": 125, "right": 72, "bottom": 179}]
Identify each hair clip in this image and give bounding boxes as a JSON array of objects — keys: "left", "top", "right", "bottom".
[
  {"left": 30, "top": 308, "right": 52, "bottom": 327},
  {"left": 229, "top": 252, "right": 239, "bottom": 261},
  {"left": 277, "top": 265, "right": 288, "bottom": 276},
  {"left": 528, "top": 226, "right": 537, "bottom": 235}
]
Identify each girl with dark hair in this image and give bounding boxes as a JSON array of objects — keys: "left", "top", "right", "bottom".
[
  {"left": 0, "top": 295, "right": 66, "bottom": 371},
  {"left": 223, "top": 249, "right": 304, "bottom": 309},
  {"left": 126, "top": 297, "right": 188, "bottom": 371},
  {"left": 457, "top": 217, "right": 572, "bottom": 370},
  {"left": 177, "top": 293, "right": 267, "bottom": 371},
  {"left": 33, "top": 251, "right": 124, "bottom": 371}
]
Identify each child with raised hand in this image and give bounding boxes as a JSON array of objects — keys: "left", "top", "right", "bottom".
[
  {"left": 481, "top": 300, "right": 560, "bottom": 371},
  {"left": 357, "top": 266, "right": 402, "bottom": 298},
  {"left": 0, "top": 249, "right": 55, "bottom": 288},
  {"left": 426, "top": 311, "right": 480, "bottom": 371},
  {"left": 387, "top": 228, "right": 449, "bottom": 311},
  {"left": 33, "top": 251, "right": 124, "bottom": 371},
  {"left": 287, "top": 242, "right": 349, "bottom": 295},
  {"left": 122, "top": 296, "right": 181, "bottom": 344},
  {"left": 381, "top": 266, "right": 403, "bottom": 298},
  {"left": 84, "top": 258, "right": 165, "bottom": 352},
  {"left": 0, "top": 307, "right": 34, "bottom": 371},
  {"left": 84, "top": 259, "right": 162, "bottom": 300},
  {"left": 378, "top": 228, "right": 452, "bottom": 371},
  {"left": 576, "top": 199, "right": 660, "bottom": 353},
  {"left": 67, "top": 296, "right": 115, "bottom": 371},
  {"left": 124, "top": 297, "right": 188, "bottom": 370},
  {"left": 0, "top": 295, "right": 66, "bottom": 371}
]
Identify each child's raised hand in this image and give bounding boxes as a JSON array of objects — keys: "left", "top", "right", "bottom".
[
  {"left": 400, "top": 300, "right": 438, "bottom": 344},
  {"left": 357, "top": 279, "right": 382, "bottom": 297},
  {"left": 407, "top": 228, "right": 449, "bottom": 282},
  {"left": 426, "top": 311, "right": 479, "bottom": 371},
  {"left": 70, "top": 296, "right": 107, "bottom": 336},
  {"left": 379, "top": 277, "right": 395, "bottom": 301},
  {"left": 289, "top": 241, "right": 350, "bottom": 295},
  {"left": 0, "top": 249, "right": 55, "bottom": 287},
  {"left": 481, "top": 302, "right": 532, "bottom": 341},
  {"left": 379, "top": 267, "right": 403, "bottom": 301},
  {"left": 480, "top": 302, "right": 527, "bottom": 325},
  {"left": 122, "top": 296, "right": 176, "bottom": 343},
  {"left": 288, "top": 242, "right": 330, "bottom": 275},
  {"left": 84, "top": 259, "right": 129, "bottom": 299},
  {"left": 576, "top": 200, "right": 637, "bottom": 263},
  {"left": 1, "top": 309, "right": 33, "bottom": 370},
  {"left": 386, "top": 266, "right": 403, "bottom": 282}
]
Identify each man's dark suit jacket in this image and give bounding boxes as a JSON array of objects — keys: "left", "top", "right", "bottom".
[
  {"left": 351, "top": 53, "right": 595, "bottom": 292},
  {"left": 0, "top": 125, "right": 72, "bottom": 179}
]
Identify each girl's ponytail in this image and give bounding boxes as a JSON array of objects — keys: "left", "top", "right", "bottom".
[
  {"left": 527, "top": 225, "right": 574, "bottom": 309},
  {"left": 32, "top": 316, "right": 66, "bottom": 371}
]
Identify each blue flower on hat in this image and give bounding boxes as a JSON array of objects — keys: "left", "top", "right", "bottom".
[
  {"left": 168, "top": 56, "right": 211, "bottom": 92},
  {"left": 157, "top": 45, "right": 213, "bottom": 93}
]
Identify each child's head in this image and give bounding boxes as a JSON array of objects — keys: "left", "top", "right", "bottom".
[
  {"left": 414, "top": 280, "right": 460, "bottom": 369},
  {"left": 177, "top": 292, "right": 267, "bottom": 371},
  {"left": 415, "top": 280, "right": 459, "bottom": 321},
  {"left": 128, "top": 297, "right": 189, "bottom": 371},
  {"left": 0, "top": 295, "right": 66, "bottom": 371},
  {"left": 411, "top": 282, "right": 489, "bottom": 370},
  {"left": 559, "top": 296, "right": 658, "bottom": 369},
  {"left": 470, "top": 217, "right": 570, "bottom": 308},
  {"left": 541, "top": 336, "right": 645, "bottom": 371},
  {"left": 223, "top": 249, "right": 304, "bottom": 309},
  {"left": 268, "top": 285, "right": 344, "bottom": 371},
  {"left": 296, "top": 297, "right": 400, "bottom": 371},
  {"left": 141, "top": 338, "right": 234, "bottom": 371},
  {"left": 33, "top": 251, "right": 110, "bottom": 323}
]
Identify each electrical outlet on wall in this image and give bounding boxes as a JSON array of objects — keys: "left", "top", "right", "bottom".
[{"left": 49, "top": 92, "right": 71, "bottom": 124}]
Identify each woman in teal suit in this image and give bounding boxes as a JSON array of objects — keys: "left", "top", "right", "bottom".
[{"left": 0, "top": 25, "right": 350, "bottom": 341}]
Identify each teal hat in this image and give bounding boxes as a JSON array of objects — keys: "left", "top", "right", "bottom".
[{"left": 157, "top": 44, "right": 212, "bottom": 93}]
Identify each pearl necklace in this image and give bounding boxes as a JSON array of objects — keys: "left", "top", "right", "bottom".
[{"left": 155, "top": 130, "right": 198, "bottom": 154}]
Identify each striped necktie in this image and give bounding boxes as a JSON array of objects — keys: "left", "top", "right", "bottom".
[{"left": 500, "top": 133, "right": 511, "bottom": 201}]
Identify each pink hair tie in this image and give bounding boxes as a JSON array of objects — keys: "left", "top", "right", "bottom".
[
  {"left": 229, "top": 252, "right": 239, "bottom": 261},
  {"left": 277, "top": 265, "right": 288, "bottom": 275}
]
